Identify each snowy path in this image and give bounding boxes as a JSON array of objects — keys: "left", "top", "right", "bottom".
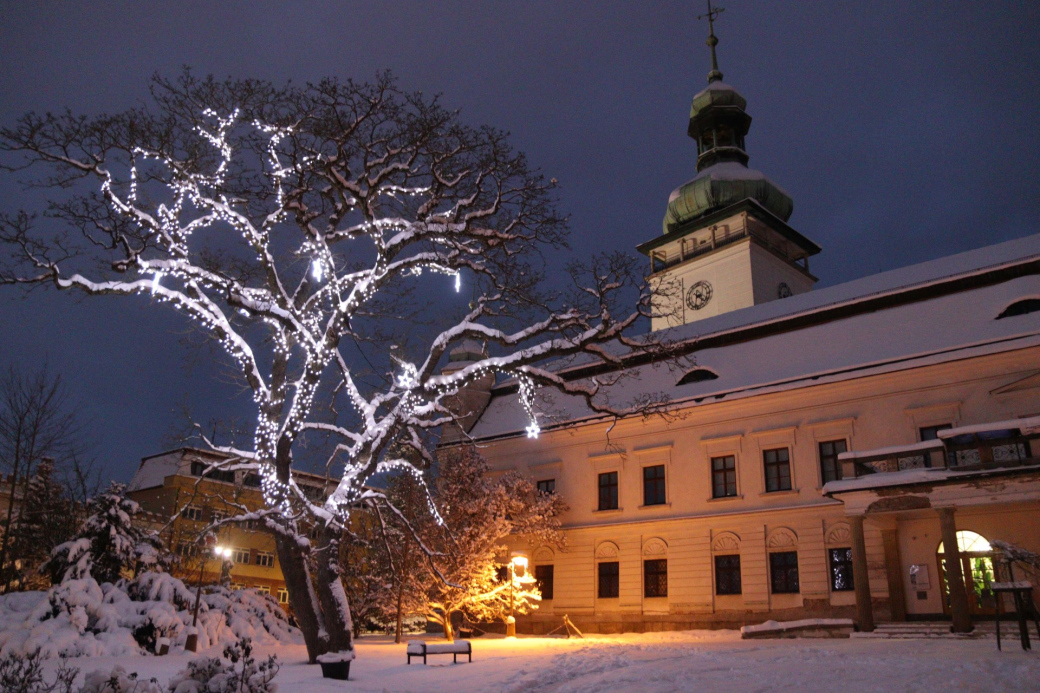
[{"left": 45, "top": 630, "right": 1040, "bottom": 693}]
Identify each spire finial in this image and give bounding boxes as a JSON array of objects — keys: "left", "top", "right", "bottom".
[{"left": 698, "top": 0, "right": 725, "bottom": 83}]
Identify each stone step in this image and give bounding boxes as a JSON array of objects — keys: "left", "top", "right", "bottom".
[{"left": 850, "top": 621, "right": 996, "bottom": 639}]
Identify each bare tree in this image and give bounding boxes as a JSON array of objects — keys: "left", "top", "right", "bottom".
[
  {"left": 0, "top": 71, "right": 677, "bottom": 661},
  {"left": 0, "top": 365, "right": 90, "bottom": 590}
]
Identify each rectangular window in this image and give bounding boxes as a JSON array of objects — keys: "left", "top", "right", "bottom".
[
  {"left": 819, "top": 439, "right": 848, "bottom": 483},
  {"left": 255, "top": 552, "right": 275, "bottom": 568},
  {"left": 257, "top": 585, "right": 271, "bottom": 595},
  {"left": 829, "top": 548, "right": 854, "bottom": 591},
  {"left": 243, "top": 473, "right": 261, "bottom": 488},
  {"left": 535, "top": 564, "right": 554, "bottom": 600},
  {"left": 598, "top": 561, "right": 619, "bottom": 598},
  {"left": 714, "top": 554, "right": 742, "bottom": 595},
  {"left": 763, "top": 448, "right": 792, "bottom": 492},
  {"left": 210, "top": 509, "right": 226, "bottom": 523},
  {"left": 643, "top": 465, "right": 666, "bottom": 506},
  {"left": 537, "top": 479, "right": 556, "bottom": 495},
  {"left": 598, "top": 472, "right": 619, "bottom": 511},
  {"left": 769, "top": 551, "right": 800, "bottom": 594},
  {"left": 644, "top": 559, "right": 667, "bottom": 597},
  {"left": 711, "top": 455, "right": 737, "bottom": 498},
  {"left": 190, "top": 461, "right": 235, "bottom": 484},
  {"left": 183, "top": 506, "right": 204, "bottom": 522},
  {"left": 176, "top": 542, "right": 198, "bottom": 558},
  {"left": 232, "top": 548, "right": 251, "bottom": 565},
  {"left": 919, "top": 424, "right": 951, "bottom": 441},
  {"left": 277, "top": 588, "right": 289, "bottom": 604}
]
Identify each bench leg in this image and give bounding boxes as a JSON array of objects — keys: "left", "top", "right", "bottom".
[{"left": 453, "top": 653, "right": 458, "bottom": 663}]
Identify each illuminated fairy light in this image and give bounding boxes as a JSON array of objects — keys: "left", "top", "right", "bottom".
[
  {"left": 518, "top": 374, "right": 541, "bottom": 440},
  {"left": 151, "top": 273, "right": 161, "bottom": 294},
  {"left": 525, "top": 422, "right": 541, "bottom": 439},
  {"left": 312, "top": 260, "right": 323, "bottom": 282},
  {"left": 454, "top": 271, "right": 461, "bottom": 293}
]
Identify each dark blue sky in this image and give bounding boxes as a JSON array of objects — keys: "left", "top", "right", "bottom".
[{"left": 1, "top": 1, "right": 1038, "bottom": 483}]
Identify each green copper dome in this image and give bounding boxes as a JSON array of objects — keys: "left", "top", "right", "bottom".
[
  {"left": 664, "top": 162, "right": 794, "bottom": 234},
  {"left": 663, "top": 78, "right": 794, "bottom": 234}
]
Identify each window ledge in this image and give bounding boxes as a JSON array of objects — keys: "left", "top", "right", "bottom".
[
  {"left": 638, "top": 502, "right": 672, "bottom": 510},
  {"left": 592, "top": 507, "right": 623, "bottom": 515},
  {"left": 760, "top": 489, "right": 799, "bottom": 497},
  {"left": 706, "top": 494, "right": 744, "bottom": 503}
]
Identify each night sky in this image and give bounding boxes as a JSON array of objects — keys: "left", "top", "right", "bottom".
[{"left": 1, "top": 1, "right": 1038, "bottom": 484}]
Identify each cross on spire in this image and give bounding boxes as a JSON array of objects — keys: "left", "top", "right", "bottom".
[{"left": 697, "top": 0, "right": 725, "bottom": 83}]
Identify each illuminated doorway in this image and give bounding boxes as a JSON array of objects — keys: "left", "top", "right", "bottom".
[{"left": 937, "top": 530, "right": 996, "bottom": 615}]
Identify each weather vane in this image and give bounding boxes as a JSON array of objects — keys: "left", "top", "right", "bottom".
[{"left": 697, "top": 0, "right": 725, "bottom": 83}]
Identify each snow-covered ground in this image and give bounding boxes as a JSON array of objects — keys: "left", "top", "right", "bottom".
[{"left": 40, "top": 630, "right": 1040, "bottom": 693}]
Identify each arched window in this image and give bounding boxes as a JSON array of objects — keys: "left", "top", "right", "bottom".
[
  {"left": 937, "top": 530, "right": 992, "bottom": 554},
  {"left": 996, "top": 298, "right": 1040, "bottom": 319},
  {"left": 677, "top": 367, "right": 719, "bottom": 386}
]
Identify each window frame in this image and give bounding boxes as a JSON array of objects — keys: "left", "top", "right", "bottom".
[
  {"left": 536, "top": 478, "right": 556, "bottom": 495},
  {"left": 642, "top": 464, "right": 666, "bottom": 506},
  {"left": 183, "top": 505, "right": 204, "bottom": 522},
  {"left": 818, "top": 439, "right": 848, "bottom": 484},
  {"left": 597, "top": 561, "right": 620, "bottom": 599},
  {"left": 763, "top": 447, "right": 792, "bottom": 493},
  {"left": 769, "top": 551, "right": 800, "bottom": 594},
  {"left": 232, "top": 548, "right": 251, "bottom": 565},
  {"left": 828, "top": 547, "right": 855, "bottom": 592},
  {"left": 714, "top": 554, "right": 742, "bottom": 595},
  {"left": 598, "top": 471, "right": 619, "bottom": 511},
  {"left": 711, "top": 455, "right": 738, "bottom": 498},
  {"left": 255, "top": 552, "right": 275, "bottom": 568},
  {"left": 643, "top": 559, "right": 668, "bottom": 598}
]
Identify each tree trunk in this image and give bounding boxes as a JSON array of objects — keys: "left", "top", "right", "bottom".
[
  {"left": 314, "top": 526, "right": 354, "bottom": 655},
  {"left": 442, "top": 611, "right": 454, "bottom": 642},
  {"left": 273, "top": 530, "right": 327, "bottom": 662},
  {"left": 394, "top": 582, "right": 405, "bottom": 644}
]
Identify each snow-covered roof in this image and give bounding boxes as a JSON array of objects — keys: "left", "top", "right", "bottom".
[
  {"left": 837, "top": 439, "right": 944, "bottom": 461},
  {"left": 467, "top": 232, "right": 1040, "bottom": 441},
  {"left": 938, "top": 415, "right": 1040, "bottom": 439},
  {"left": 822, "top": 463, "right": 1040, "bottom": 494}
]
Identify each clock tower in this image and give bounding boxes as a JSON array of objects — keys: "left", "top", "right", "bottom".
[{"left": 639, "top": 3, "right": 821, "bottom": 331}]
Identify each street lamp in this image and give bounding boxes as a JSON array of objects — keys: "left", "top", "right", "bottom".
[
  {"left": 186, "top": 543, "right": 232, "bottom": 652},
  {"left": 507, "top": 552, "right": 528, "bottom": 638}
]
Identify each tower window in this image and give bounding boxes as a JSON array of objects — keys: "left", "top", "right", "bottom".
[{"left": 997, "top": 298, "right": 1040, "bottom": 319}]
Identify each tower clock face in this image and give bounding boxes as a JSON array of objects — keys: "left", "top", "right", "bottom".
[
  {"left": 777, "top": 282, "right": 792, "bottom": 299},
  {"left": 686, "top": 280, "right": 713, "bottom": 311}
]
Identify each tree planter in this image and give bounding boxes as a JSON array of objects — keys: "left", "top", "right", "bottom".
[{"left": 317, "top": 651, "right": 355, "bottom": 680}]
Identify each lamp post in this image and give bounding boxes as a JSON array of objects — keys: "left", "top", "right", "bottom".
[
  {"left": 507, "top": 552, "right": 528, "bottom": 638},
  {"left": 186, "top": 543, "right": 231, "bottom": 652}
]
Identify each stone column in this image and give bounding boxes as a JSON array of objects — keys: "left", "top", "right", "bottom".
[
  {"left": 881, "top": 529, "right": 907, "bottom": 621},
  {"left": 938, "top": 507, "right": 973, "bottom": 633},
  {"left": 849, "top": 515, "right": 874, "bottom": 632}
]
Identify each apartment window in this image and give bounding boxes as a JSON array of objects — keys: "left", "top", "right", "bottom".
[
  {"left": 763, "top": 448, "right": 792, "bottom": 492},
  {"left": 711, "top": 455, "right": 737, "bottom": 498},
  {"left": 211, "top": 509, "right": 226, "bottom": 523},
  {"left": 770, "top": 551, "right": 800, "bottom": 594},
  {"left": 819, "top": 440, "right": 848, "bottom": 483},
  {"left": 643, "top": 465, "right": 666, "bottom": 506},
  {"left": 714, "top": 554, "right": 742, "bottom": 595},
  {"left": 537, "top": 479, "right": 556, "bottom": 495},
  {"left": 257, "top": 585, "right": 271, "bottom": 595},
  {"left": 190, "top": 461, "right": 235, "bottom": 484},
  {"left": 277, "top": 588, "right": 289, "bottom": 604},
  {"left": 176, "top": 542, "right": 198, "bottom": 558},
  {"left": 243, "top": 473, "right": 261, "bottom": 488},
  {"left": 829, "top": 548, "right": 854, "bottom": 591},
  {"left": 919, "top": 424, "right": 951, "bottom": 441},
  {"left": 183, "top": 506, "right": 204, "bottom": 522},
  {"left": 598, "top": 561, "right": 620, "bottom": 598},
  {"left": 598, "top": 472, "right": 619, "bottom": 511},
  {"left": 256, "top": 552, "right": 275, "bottom": 568},
  {"left": 644, "top": 559, "right": 668, "bottom": 597},
  {"left": 232, "top": 548, "right": 251, "bottom": 565},
  {"left": 535, "top": 564, "right": 554, "bottom": 600},
  {"left": 244, "top": 519, "right": 262, "bottom": 531}
]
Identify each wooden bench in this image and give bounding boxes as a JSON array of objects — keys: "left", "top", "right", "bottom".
[{"left": 406, "top": 640, "right": 472, "bottom": 664}]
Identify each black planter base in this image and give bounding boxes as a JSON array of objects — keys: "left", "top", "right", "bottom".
[{"left": 319, "top": 660, "right": 351, "bottom": 680}]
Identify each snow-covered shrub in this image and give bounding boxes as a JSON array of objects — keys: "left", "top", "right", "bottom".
[
  {"left": 0, "top": 572, "right": 300, "bottom": 658},
  {"left": 0, "top": 649, "right": 77, "bottom": 693},
  {"left": 166, "top": 639, "right": 278, "bottom": 693},
  {"left": 79, "top": 666, "right": 162, "bottom": 693}
]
